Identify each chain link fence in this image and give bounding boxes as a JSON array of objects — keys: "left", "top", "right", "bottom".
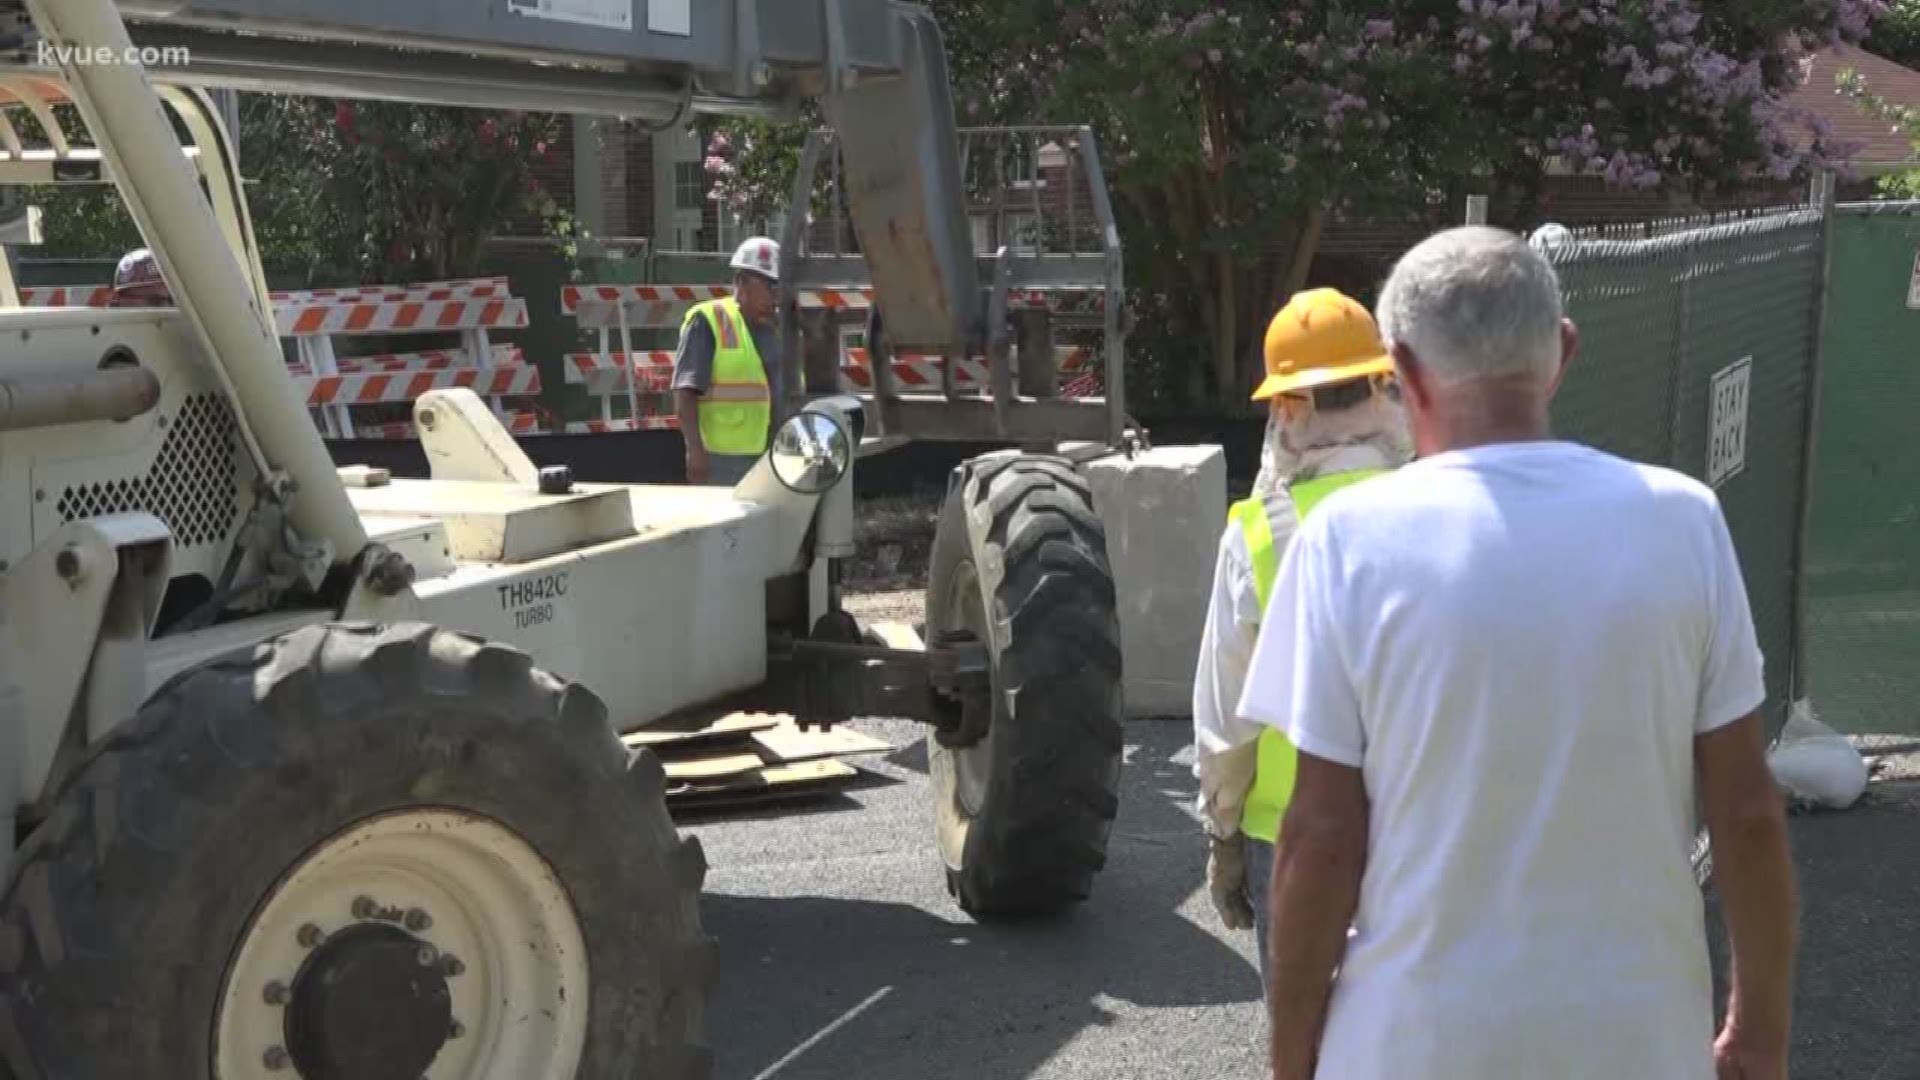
[
  {"left": 1540, "top": 207, "right": 1827, "bottom": 737},
  {"left": 1804, "top": 201, "right": 1920, "bottom": 738}
]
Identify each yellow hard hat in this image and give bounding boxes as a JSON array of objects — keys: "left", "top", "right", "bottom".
[{"left": 1252, "top": 288, "right": 1394, "bottom": 401}]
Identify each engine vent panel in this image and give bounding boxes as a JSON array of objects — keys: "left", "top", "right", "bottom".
[{"left": 55, "top": 392, "right": 241, "bottom": 548}]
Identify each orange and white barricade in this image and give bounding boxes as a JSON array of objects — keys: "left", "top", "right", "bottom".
[
  {"left": 275, "top": 278, "right": 530, "bottom": 438},
  {"left": 23, "top": 275, "right": 537, "bottom": 440}
]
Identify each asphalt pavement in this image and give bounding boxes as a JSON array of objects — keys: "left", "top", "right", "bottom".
[
  {"left": 679, "top": 717, "right": 1270, "bottom": 1080},
  {"left": 682, "top": 718, "right": 1920, "bottom": 1080}
]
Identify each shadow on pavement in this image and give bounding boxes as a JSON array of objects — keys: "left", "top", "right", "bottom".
[{"left": 700, "top": 722, "right": 1262, "bottom": 1080}]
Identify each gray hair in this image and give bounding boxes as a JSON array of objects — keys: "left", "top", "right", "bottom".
[{"left": 1375, "top": 226, "right": 1564, "bottom": 385}]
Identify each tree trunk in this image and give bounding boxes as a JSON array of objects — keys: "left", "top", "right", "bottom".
[{"left": 1212, "top": 246, "right": 1236, "bottom": 403}]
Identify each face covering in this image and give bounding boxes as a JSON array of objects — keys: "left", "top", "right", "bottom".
[{"left": 1252, "top": 390, "right": 1412, "bottom": 502}]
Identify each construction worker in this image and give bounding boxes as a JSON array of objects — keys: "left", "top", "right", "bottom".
[
  {"left": 673, "top": 235, "right": 783, "bottom": 485},
  {"left": 1192, "top": 288, "right": 1411, "bottom": 986},
  {"left": 108, "top": 248, "right": 171, "bottom": 307}
]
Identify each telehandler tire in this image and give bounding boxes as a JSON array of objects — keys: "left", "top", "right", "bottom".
[
  {"left": 925, "top": 454, "right": 1124, "bottom": 917},
  {"left": 0, "top": 621, "right": 712, "bottom": 1080}
]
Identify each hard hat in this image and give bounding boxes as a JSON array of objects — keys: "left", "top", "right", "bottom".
[
  {"left": 1529, "top": 222, "right": 1573, "bottom": 254},
  {"left": 1252, "top": 288, "right": 1393, "bottom": 401},
  {"left": 729, "top": 236, "right": 780, "bottom": 282},
  {"left": 110, "top": 248, "right": 170, "bottom": 306},
  {"left": 113, "top": 248, "right": 163, "bottom": 291}
]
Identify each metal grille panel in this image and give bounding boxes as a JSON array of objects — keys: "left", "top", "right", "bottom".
[{"left": 54, "top": 392, "right": 240, "bottom": 548}]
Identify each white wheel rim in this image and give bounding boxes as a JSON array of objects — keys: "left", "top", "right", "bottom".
[
  {"left": 933, "top": 736, "right": 993, "bottom": 870},
  {"left": 214, "top": 809, "right": 589, "bottom": 1080},
  {"left": 933, "top": 556, "right": 996, "bottom": 871}
]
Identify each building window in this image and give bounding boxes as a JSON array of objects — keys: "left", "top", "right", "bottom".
[
  {"left": 674, "top": 161, "right": 705, "bottom": 211},
  {"left": 971, "top": 211, "right": 1040, "bottom": 254}
]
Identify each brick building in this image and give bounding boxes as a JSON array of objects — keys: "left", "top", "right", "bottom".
[{"left": 514, "top": 117, "right": 760, "bottom": 254}]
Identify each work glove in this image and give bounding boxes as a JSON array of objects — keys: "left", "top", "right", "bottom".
[{"left": 1207, "top": 832, "right": 1256, "bottom": 930}]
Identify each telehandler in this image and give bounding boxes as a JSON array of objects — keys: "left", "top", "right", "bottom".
[{"left": 0, "top": 0, "right": 1129, "bottom": 1075}]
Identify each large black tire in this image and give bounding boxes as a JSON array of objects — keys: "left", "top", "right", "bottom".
[
  {"left": 925, "top": 453, "right": 1125, "bottom": 917},
  {"left": 0, "top": 622, "right": 712, "bottom": 1079}
]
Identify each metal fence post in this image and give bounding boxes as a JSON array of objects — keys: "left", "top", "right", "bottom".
[
  {"left": 1786, "top": 170, "right": 1838, "bottom": 709},
  {"left": 1662, "top": 242, "right": 1694, "bottom": 471}
]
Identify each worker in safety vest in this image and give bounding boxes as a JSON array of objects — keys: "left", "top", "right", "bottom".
[
  {"left": 672, "top": 236, "right": 783, "bottom": 485},
  {"left": 1192, "top": 288, "right": 1411, "bottom": 985}
]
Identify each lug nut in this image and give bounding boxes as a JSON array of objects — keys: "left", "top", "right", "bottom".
[
  {"left": 263, "top": 981, "right": 289, "bottom": 1006},
  {"left": 264, "top": 1046, "right": 289, "bottom": 1070},
  {"left": 448, "top": 1020, "right": 465, "bottom": 1040},
  {"left": 416, "top": 944, "right": 439, "bottom": 967},
  {"left": 442, "top": 955, "right": 465, "bottom": 978},
  {"left": 351, "top": 896, "right": 377, "bottom": 920},
  {"left": 403, "top": 908, "right": 432, "bottom": 932},
  {"left": 296, "top": 924, "right": 324, "bottom": 948}
]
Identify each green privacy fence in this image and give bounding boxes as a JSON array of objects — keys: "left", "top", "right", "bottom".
[
  {"left": 1803, "top": 202, "right": 1920, "bottom": 738},
  {"left": 1542, "top": 208, "right": 1827, "bottom": 737}
]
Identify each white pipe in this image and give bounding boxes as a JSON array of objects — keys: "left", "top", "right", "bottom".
[
  {"left": 0, "top": 367, "right": 161, "bottom": 430},
  {"left": 25, "top": 0, "right": 368, "bottom": 561}
]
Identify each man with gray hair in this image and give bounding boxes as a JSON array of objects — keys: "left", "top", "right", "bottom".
[{"left": 1239, "top": 227, "right": 1797, "bottom": 1080}]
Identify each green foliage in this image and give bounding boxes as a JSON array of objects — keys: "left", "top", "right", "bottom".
[
  {"left": 1867, "top": 0, "right": 1920, "bottom": 66},
  {"left": 16, "top": 95, "right": 576, "bottom": 286}
]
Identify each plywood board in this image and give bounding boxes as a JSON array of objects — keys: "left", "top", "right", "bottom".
[
  {"left": 751, "top": 723, "right": 893, "bottom": 764},
  {"left": 675, "top": 758, "right": 857, "bottom": 795},
  {"left": 667, "top": 759, "right": 859, "bottom": 810},
  {"left": 622, "top": 713, "right": 782, "bottom": 750},
  {"left": 661, "top": 750, "right": 767, "bottom": 782}
]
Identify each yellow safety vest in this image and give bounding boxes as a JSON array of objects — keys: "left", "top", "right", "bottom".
[
  {"left": 1234, "top": 467, "right": 1386, "bottom": 843},
  {"left": 683, "top": 297, "right": 771, "bottom": 456}
]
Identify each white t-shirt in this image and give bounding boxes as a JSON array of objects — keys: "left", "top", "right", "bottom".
[{"left": 1238, "top": 440, "right": 1765, "bottom": 1080}]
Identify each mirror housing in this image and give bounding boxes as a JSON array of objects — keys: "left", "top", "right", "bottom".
[{"left": 769, "top": 409, "right": 853, "bottom": 495}]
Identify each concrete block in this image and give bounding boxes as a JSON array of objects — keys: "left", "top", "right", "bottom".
[{"left": 1084, "top": 444, "right": 1227, "bottom": 719}]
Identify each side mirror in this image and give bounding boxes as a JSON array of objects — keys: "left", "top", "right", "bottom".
[{"left": 769, "top": 409, "right": 852, "bottom": 494}]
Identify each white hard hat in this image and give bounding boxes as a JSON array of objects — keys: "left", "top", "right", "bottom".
[
  {"left": 1529, "top": 222, "right": 1573, "bottom": 254},
  {"left": 730, "top": 236, "right": 780, "bottom": 282}
]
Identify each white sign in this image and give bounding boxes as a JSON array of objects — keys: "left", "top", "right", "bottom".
[
  {"left": 1707, "top": 357, "right": 1753, "bottom": 488},
  {"left": 1908, "top": 247, "right": 1920, "bottom": 310},
  {"left": 506, "top": 0, "right": 631, "bottom": 31},
  {"left": 648, "top": 0, "right": 691, "bottom": 35}
]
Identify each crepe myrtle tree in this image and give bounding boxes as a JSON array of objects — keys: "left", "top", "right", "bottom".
[{"left": 706, "top": 0, "right": 1885, "bottom": 408}]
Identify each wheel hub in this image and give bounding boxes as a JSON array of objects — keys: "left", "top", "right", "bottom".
[
  {"left": 214, "top": 810, "right": 590, "bottom": 1080},
  {"left": 286, "top": 923, "right": 452, "bottom": 1080}
]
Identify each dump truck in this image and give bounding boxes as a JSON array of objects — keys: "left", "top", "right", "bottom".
[{"left": 0, "top": 0, "right": 1133, "bottom": 1075}]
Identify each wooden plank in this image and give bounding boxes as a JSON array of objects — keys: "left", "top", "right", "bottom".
[
  {"left": 865, "top": 621, "right": 924, "bottom": 651},
  {"left": 661, "top": 750, "right": 767, "bottom": 782},
  {"left": 667, "top": 759, "right": 859, "bottom": 810},
  {"left": 751, "top": 723, "right": 893, "bottom": 764},
  {"left": 621, "top": 713, "right": 782, "bottom": 750}
]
